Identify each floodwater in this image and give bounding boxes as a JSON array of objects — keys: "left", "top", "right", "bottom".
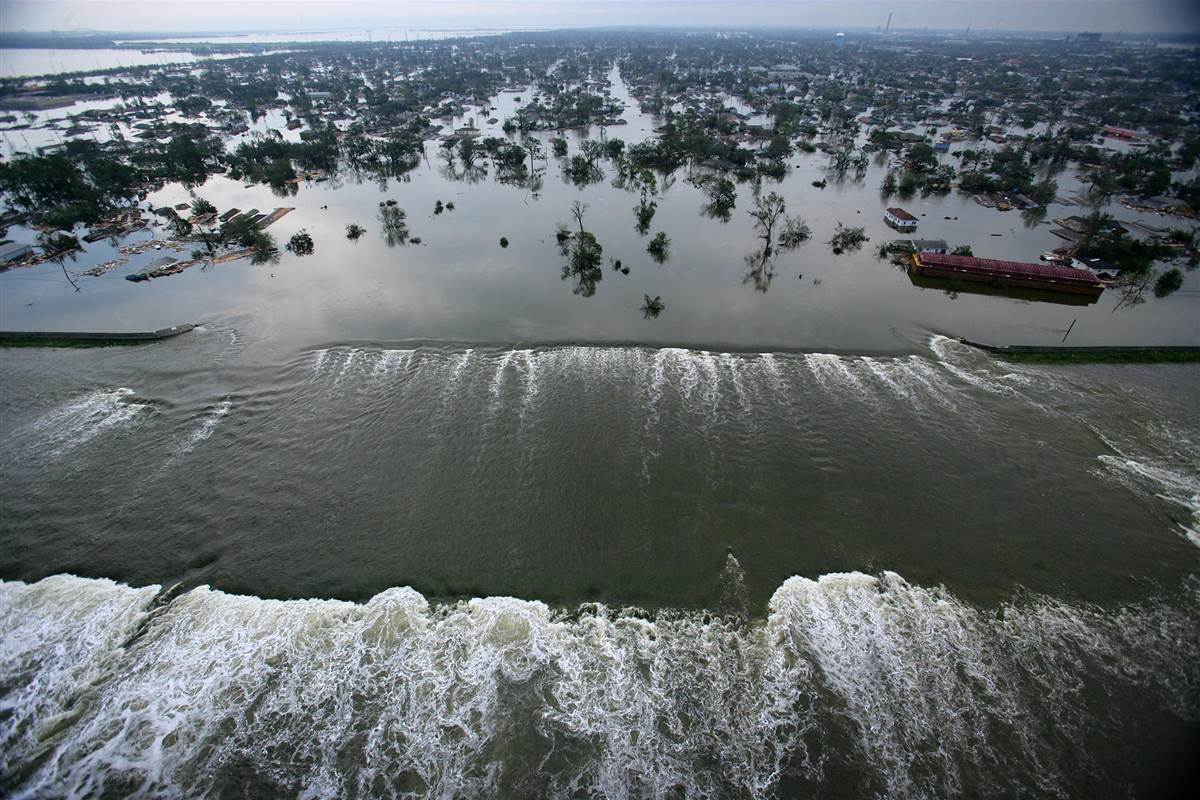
[
  {"left": 0, "top": 48, "right": 240, "bottom": 78},
  {"left": 2, "top": 63, "right": 1199, "bottom": 798},
  {"left": 2, "top": 68, "right": 1197, "bottom": 351},
  {"left": 119, "top": 28, "right": 533, "bottom": 45}
]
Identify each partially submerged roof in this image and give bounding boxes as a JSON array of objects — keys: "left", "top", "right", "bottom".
[{"left": 918, "top": 253, "right": 1102, "bottom": 287}]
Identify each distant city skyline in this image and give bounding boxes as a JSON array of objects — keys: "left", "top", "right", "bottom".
[{"left": 3, "top": 0, "right": 1199, "bottom": 36}]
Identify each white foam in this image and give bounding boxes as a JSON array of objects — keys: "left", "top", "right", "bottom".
[
  {"left": 164, "top": 400, "right": 233, "bottom": 467},
  {"left": 16, "top": 388, "right": 151, "bottom": 457},
  {"left": 803, "top": 352, "right": 872, "bottom": 401},
  {"left": 2, "top": 572, "right": 1196, "bottom": 798},
  {"left": 310, "top": 348, "right": 330, "bottom": 375},
  {"left": 489, "top": 349, "right": 517, "bottom": 403},
  {"left": 516, "top": 349, "right": 539, "bottom": 417},
  {"left": 371, "top": 349, "right": 415, "bottom": 378},
  {"left": 0, "top": 575, "right": 159, "bottom": 780},
  {"left": 333, "top": 348, "right": 360, "bottom": 386},
  {"left": 720, "top": 352, "right": 750, "bottom": 416},
  {"left": 1099, "top": 455, "right": 1200, "bottom": 547}
]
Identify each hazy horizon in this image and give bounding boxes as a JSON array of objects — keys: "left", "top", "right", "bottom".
[{"left": 2, "top": 0, "right": 1199, "bottom": 36}]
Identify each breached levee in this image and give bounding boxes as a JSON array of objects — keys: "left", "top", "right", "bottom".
[
  {"left": 299, "top": 336, "right": 1063, "bottom": 427},
  {"left": 2, "top": 572, "right": 1197, "bottom": 799}
]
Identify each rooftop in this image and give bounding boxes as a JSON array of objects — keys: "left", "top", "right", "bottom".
[
  {"left": 918, "top": 253, "right": 1103, "bottom": 287},
  {"left": 886, "top": 207, "right": 918, "bottom": 222}
]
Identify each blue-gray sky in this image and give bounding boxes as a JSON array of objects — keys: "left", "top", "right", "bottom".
[{"left": 2, "top": 0, "right": 1198, "bottom": 34}]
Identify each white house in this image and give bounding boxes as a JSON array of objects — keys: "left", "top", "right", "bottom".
[{"left": 884, "top": 207, "right": 918, "bottom": 231}]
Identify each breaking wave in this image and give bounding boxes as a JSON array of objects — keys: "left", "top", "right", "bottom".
[{"left": 1, "top": 571, "right": 1197, "bottom": 799}]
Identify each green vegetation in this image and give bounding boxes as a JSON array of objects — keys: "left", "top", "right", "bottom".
[
  {"left": 36, "top": 231, "right": 81, "bottom": 256},
  {"left": 829, "top": 224, "right": 869, "bottom": 255},
  {"left": 286, "top": 230, "right": 315, "bottom": 256},
  {"left": 346, "top": 223, "right": 365, "bottom": 241},
  {"left": 499, "top": 236, "right": 509, "bottom": 248},
  {"left": 1154, "top": 268, "right": 1184, "bottom": 298},
  {"left": 558, "top": 201, "right": 604, "bottom": 297},
  {"left": 693, "top": 174, "right": 736, "bottom": 221},
  {"left": 378, "top": 201, "right": 410, "bottom": 246},
  {"left": 647, "top": 231, "right": 671, "bottom": 262},
  {"left": 641, "top": 294, "right": 666, "bottom": 318},
  {"left": 778, "top": 217, "right": 812, "bottom": 251}
]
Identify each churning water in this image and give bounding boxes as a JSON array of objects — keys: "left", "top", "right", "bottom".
[
  {"left": 1, "top": 332, "right": 1198, "bottom": 797},
  {"left": 1, "top": 569, "right": 1198, "bottom": 799}
]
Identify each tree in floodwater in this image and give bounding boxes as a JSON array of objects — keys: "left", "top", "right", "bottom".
[
  {"left": 521, "top": 136, "right": 544, "bottom": 171},
  {"left": 37, "top": 230, "right": 80, "bottom": 258},
  {"left": 634, "top": 199, "right": 657, "bottom": 235},
  {"left": 286, "top": 229, "right": 314, "bottom": 256},
  {"left": 346, "top": 223, "right": 365, "bottom": 241},
  {"left": 189, "top": 196, "right": 223, "bottom": 256},
  {"left": 245, "top": 230, "right": 280, "bottom": 264},
  {"left": 459, "top": 138, "right": 478, "bottom": 169},
  {"left": 829, "top": 223, "right": 869, "bottom": 255},
  {"left": 748, "top": 192, "right": 787, "bottom": 255},
  {"left": 167, "top": 212, "right": 194, "bottom": 239},
  {"left": 641, "top": 294, "right": 665, "bottom": 318},
  {"left": 190, "top": 196, "right": 216, "bottom": 218},
  {"left": 880, "top": 172, "right": 898, "bottom": 198},
  {"left": 778, "top": 217, "right": 811, "bottom": 251},
  {"left": 378, "top": 201, "right": 410, "bottom": 246},
  {"left": 741, "top": 192, "right": 810, "bottom": 291},
  {"left": 692, "top": 174, "right": 736, "bottom": 222},
  {"left": 630, "top": 168, "right": 658, "bottom": 235},
  {"left": 1154, "top": 268, "right": 1183, "bottom": 298},
  {"left": 558, "top": 201, "right": 604, "bottom": 297},
  {"left": 646, "top": 231, "right": 671, "bottom": 263}
]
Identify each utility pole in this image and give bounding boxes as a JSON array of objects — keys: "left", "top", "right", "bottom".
[{"left": 1061, "top": 319, "right": 1077, "bottom": 343}]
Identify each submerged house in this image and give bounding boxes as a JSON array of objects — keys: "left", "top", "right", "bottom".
[
  {"left": 891, "top": 239, "right": 949, "bottom": 254},
  {"left": 884, "top": 207, "right": 918, "bottom": 232},
  {"left": 911, "top": 239, "right": 949, "bottom": 254}
]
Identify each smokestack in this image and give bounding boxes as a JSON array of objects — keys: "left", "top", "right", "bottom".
[{"left": 885, "top": 12, "right": 892, "bottom": 34}]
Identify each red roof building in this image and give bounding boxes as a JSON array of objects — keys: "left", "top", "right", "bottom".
[
  {"left": 1102, "top": 125, "right": 1140, "bottom": 140},
  {"left": 884, "top": 207, "right": 918, "bottom": 231},
  {"left": 912, "top": 253, "right": 1104, "bottom": 297}
]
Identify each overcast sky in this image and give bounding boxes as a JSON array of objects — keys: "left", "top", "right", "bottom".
[{"left": 3, "top": 0, "right": 1198, "bottom": 35}]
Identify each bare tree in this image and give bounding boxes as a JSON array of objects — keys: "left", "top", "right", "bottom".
[
  {"left": 521, "top": 136, "right": 544, "bottom": 171},
  {"left": 748, "top": 192, "right": 786, "bottom": 254},
  {"left": 570, "top": 200, "right": 588, "bottom": 235}
]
